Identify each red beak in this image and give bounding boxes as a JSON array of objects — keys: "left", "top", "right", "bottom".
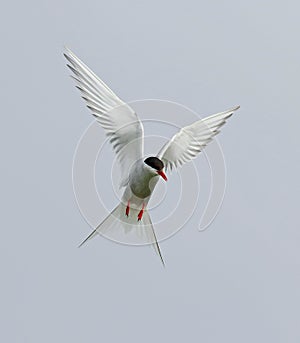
[{"left": 157, "top": 170, "right": 167, "bottom": 181}]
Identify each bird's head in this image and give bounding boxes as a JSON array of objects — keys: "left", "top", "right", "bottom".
[{"left": 144, "top": 157, "right": 167, "bottom": 181}]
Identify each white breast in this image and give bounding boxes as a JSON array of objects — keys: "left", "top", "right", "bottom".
[{"left": 129, "top": 160, "right": 159, "bottom": 199}]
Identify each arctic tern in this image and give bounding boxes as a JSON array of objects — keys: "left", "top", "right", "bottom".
[{"left": 64, "top": 48, "right": 239, "bottom": 266}]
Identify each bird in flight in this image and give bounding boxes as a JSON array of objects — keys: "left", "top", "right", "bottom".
[{"left": 64, "top": 48, "right": 239, "bottom": 266}]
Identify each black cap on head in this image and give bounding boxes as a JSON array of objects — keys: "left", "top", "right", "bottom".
[{"left": 144, "top": 157, "right": 164, "bottom": 171}]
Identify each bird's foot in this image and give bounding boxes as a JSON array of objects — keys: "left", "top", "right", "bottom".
[
  {"left": 126, "top": 201, "right": 130, "bottom": 217},
  {"left": 137, "top": 209, "right": 144, "bottom": 221},
  {"left": 137, "top": 204, "right": 145, "bottom": 221}
]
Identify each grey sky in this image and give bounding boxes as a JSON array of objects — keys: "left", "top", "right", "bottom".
[{"left": 1, "top": 0, "right": 299, "bottom": 342}]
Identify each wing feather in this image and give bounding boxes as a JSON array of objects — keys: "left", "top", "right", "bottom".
[
  {"left": 158, "top": 106, "right": 240, "bottom": 171},
  {"left": 64, "top": 48, "right": 144, "bottom": 186}
]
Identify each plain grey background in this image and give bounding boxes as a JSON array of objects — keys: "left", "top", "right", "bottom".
[{"left": 1, "top": 0, "right": 299, "bottom": 342}]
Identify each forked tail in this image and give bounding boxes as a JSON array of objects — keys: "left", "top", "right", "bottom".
[{"left": 78, "top": 203, "right": 165, "bottom": 266}]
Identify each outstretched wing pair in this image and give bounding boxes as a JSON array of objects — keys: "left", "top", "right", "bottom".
[
  {"left": 64, "top": 48, "right": 239, "bottom": 266},
  {"left": 64, "top": 48, "right": 239, "bottom": 186}
]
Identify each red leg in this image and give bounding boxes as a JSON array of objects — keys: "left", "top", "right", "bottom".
[
  {"left": 126, "top": 200, "right": 130, "bottom": 217},
  {"left": 137, "top": 203, "right": 145, "bottom": 221}
]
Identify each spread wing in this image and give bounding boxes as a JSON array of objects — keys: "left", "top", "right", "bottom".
[
  {"left": 64, "top": 48, "right": 144, "bottom": 186},
  {"left": 157, "top": 106, "right": 240, "bottom": 171}
]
